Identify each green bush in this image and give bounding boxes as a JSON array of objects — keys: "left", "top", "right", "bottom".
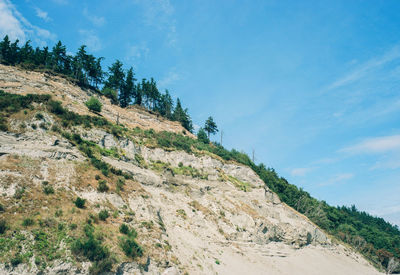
[
  {"left": 22, "top": 218, "right": 35, "bottom": 227},
  {"left": 197, "top": 128, "right": 209, "bottom": 143},
  {"left": 71, "top": 224, "right": 112, "bottom": 273},
  {"left": 119, "top": 224, "right": 129, "bottom": 235},
  {"left": 10, "top": 254, "right": 22, "bottom": 266},
  {"left": 120, "top": 236, "right": 143, "bottom": 259},
  {"left": 98, "top": 210, "right": 109, "bottom": 221},
  {"left": 0, "top": 220, "right": 7, "bottom": 234},
  {"left": 85, "top": 96, "right": 102, "bottom": 112},
  {"left": 74, "top": 197, "right": 86, "bottom": 209},
  {"left": 97, "top": 180, "right": 109, "bottom": 193},
  {"left": 101, "top": 87, "right": 118, "bottom": 105},
  {"left": 43, "top": 183, "right": 54, "bottom": 195},
  {"left": 35, "top": 113, "right": 44, "bottom": 120}
]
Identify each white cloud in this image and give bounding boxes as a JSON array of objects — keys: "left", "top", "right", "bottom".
[
  {"left": 290, "top": 167, "right": 312, "bottom": 177},
  {"left": 35, "top": 7, "right": 51, "bottom": 22},
  {"left": 83, "top": 8, "right": 105, "bottom": 27},
  {"left": 0, "top": 0, "right": 56, "bottom": 45},
  {"left": 0, "top": 0, "right": 26, "bottom": 41},
  {"left": 79, "top": 30, "right": 102, "bottom": 52},
  {"left": 327, "top": 45, "right": 400, "bottom": 90},
  {"left": 125, "top": 43, "right": 149, "bottom": 62},
  {"left": 340, "top": 135, "right": 400, "bottom": 154}
]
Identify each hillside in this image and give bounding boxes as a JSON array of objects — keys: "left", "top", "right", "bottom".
[{"left": 0, "top": 64, "right": 387, "bottom": 274}]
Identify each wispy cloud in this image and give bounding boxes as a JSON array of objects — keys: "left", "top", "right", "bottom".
[
  {"left": 35, "top": 7, "right": 51, "bottom": 22},
  {"left": 83, "top": 8, "right": 105, "bottom": 27},
  {"left": 135, "top": 0, "right": 178, "bottom": 47},
  {"left": 0, "top": 0, "right": 25, "bottom": 41},
  {"left": 290, "top": 167, "right": 313, "bottom": 177},
  {"left": 158, "top": 69, "right": 180, "bottom": 89},
  {"left": 79, "top": 30, "right": 102, "bottom": 52},
  {"left": 340, "top": 135, "right": 400, "bottom": 154},
  {"left": 125, "top": 43, "right": 149, "bottom": 62},
  {"left": 0, "top": 0, "right": 56, "bottom": 45},
  {"left": 319, "top": 173, "right": 354, "bottom": 186},
  {"left": 327, "top": 45, "right": 400, "bottom": 90}
]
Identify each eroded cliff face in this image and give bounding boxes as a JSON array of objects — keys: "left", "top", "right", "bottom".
[{"left": 0, "top": 65, "right": 381, "bottom": 275}]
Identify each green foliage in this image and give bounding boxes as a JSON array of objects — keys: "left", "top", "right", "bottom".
[
  {"left": 43, "top": 185, "right": 54, "bottom": 195},
  {"left": 35, "top": 112, "right": 44, "bottom": 120},
  {"left": 98, "top": 210, "right": 109, "bottom": 221},
  {"left": 120, "top": 236, "right": 143, "bottom": 259},
  {"left": 97, "top": 180, "right": 109, "bottom": 193},
  {"left": 119, "top": 224, "right": 130, "bottom": 235},
  {"left": 22, "top": 218, "right": 35, "bottom": 227},
  {"left": 204, "top": 116, "right": 218, "bottom": 138},
  {"left": 74, "top": 197, "right": 86, "bottom": 209},
  {"left": 197, "top": 127, "right": 209, "bottom": 143},
  {"left": 0, "top": 220, "right": 7, "bottom": 234},
  {"left": 71, "top": 224, "right": 112, "bottom": 273},
  {"left": 101, "top": 87, "right": 118, "bottom": 105},
  {"left": 85, "top": 96, "right": 102, "bottom": 113}
]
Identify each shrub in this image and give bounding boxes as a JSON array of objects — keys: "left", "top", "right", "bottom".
[
  {"left": 0, "top": 203, "right": 4, "bottom": 212},
  {"left": 71, "top": 224, "right": 112, "bottom": 272},
  {"left": 22, "top": 218, "right": 35, "bottom": 227},
  {"left": 119, "top": 224, "right": 129, "bottom": 235},
  {"left": 98, "top": 210, "right": 109, "bottom": 221},
  {"left": 197, "top": 128, "right": 209, "bottom": 143},
  {"left": 101, "top": 87, "right": 118, "bottom": 105},
  {"left": 97, "top": 180, "right": 109, "bottom": 193},
  {"left": 35, "top": 113, "right": 44, "bottom": 120},
  {"left": 116, "top": 177, "right": 125, "bottom": 192},
  {"left": 48, "top": 100, "right": 65, "bottom": 115},
  {"left": 10, "top": 255, "right": 22, "bottom": 266},
  {"left": 85, "top": 96, "right": 102, "bottom": 113},
  {"left": 95, "top": 175, "right": 101, "bottom": 180},
  {"left": 0, "top": 220, "right": 7, "bottom": 234},
  {"left": 43, "top": 185, "right": 54, "bottom": 195},
  {"left": 69, "top": 223, "right": 77, "bottom": 230},
  {"left": 120, "top": 237, "right": 143, "bottom": 259},
  {"left": 74, "top": 197, "right": 86, "bottom": 209}
]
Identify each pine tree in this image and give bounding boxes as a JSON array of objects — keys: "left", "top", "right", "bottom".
[
  {"left": 51, "top": 41, "right": 67, "bottom": 73},
  {"left": 120, "top": 67, "right": 136, "bottom": 108},
  {"left": 105, "top": 60, "right": 125, "bottom": 105},
  {"left": 173, "top": 98, "right": 193, "bottom": 132},
  {"left": 19, "top": 40, "right": 34, "bottom": 64},
  {"left": 158, "top": 90, "right": 173, "bottom": 118},
  {"left": 204, "top": 116, "right": 218, "bottom": 139},
  {"left": 0, "top": 35, "right": 11, "bottom": 64},
  {"left": 197, "top": 128, "right": 209, "bottom": 143}
]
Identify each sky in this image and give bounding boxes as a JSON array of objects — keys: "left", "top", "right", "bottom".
[{"left": 2, "top": 0, "right": 400, "bottom": 225}]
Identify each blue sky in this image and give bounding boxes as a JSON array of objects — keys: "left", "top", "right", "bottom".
[{"left": 2, "top": 0, "right": 400, "bottom": 225}]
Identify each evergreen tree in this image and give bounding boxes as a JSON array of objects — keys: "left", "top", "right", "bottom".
[
  {"left": 120, "top": 67, "right": 136, "bottom": 108},
  {"left": 197, "top": 128, "right": 209, "bottom": 143},
  {"left": 0, "top": 35, "right": 11, "bottom": 64},
  {"left": 9, "top": 39, "right": 20, "bottom": 65},
  {"left": 51, "top": 41, "right": 67, "bottom": 73},
  {"left": 19, "top": 40, "right": 34, "bottom": 64},
  {"left": 173, "top": 98, "right": 193, "bottom": 132},
  {"left": 204, "top": 116, "right": 218, "bottom": 139},
  {"left": 105, "top": 60, "right": 125, "bottom": 105},
  {"left": 149, "top": 78, "right": 160, "bottom": 110},
  {"left": 157, "top": 90, "right": 173, "bottom": 119}
]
